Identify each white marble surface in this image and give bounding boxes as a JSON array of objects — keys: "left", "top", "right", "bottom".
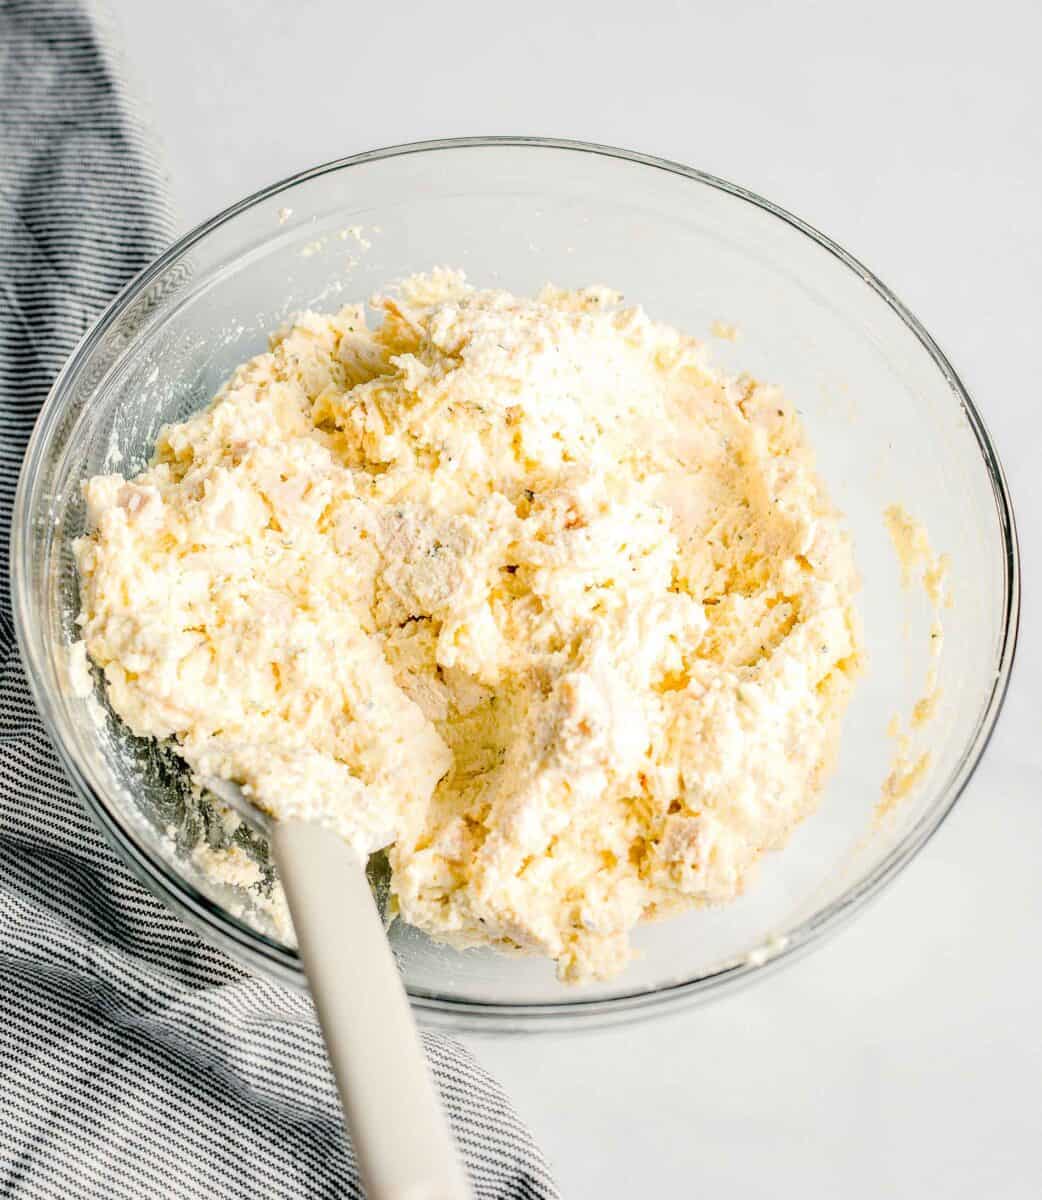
[{"left": 107, "top": 1, "right": 1040, "bottom": 1195}]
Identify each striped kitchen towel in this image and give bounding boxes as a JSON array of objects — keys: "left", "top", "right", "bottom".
[{"left": 0, "top": 2, "right": 559, "bottom": 1196}]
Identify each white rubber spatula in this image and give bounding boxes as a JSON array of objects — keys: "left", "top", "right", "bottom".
[{"left": 205, "top": 778, "right": 472, "bottom": 1200}]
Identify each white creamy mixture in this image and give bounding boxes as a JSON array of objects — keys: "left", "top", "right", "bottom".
[{"left": 75, "top": 271, "right": 862, "bottom": 982}]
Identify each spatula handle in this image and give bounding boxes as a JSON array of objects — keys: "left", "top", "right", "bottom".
[{"left": 272, "top": 819, "right": 471, "bottom": 1200}]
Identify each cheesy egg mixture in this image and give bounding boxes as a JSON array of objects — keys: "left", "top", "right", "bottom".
[{"left": 75, "top": 271, "right": 862, "bottom": 982}]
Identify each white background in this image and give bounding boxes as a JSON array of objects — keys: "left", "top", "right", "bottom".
[{"left": 106, "top": 1, "right": 1040, "bottom": 1195}]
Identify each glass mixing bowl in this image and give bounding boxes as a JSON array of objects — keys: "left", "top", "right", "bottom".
[{"left": 12, "top": 138, "right": 1018, "bottom": 1030}]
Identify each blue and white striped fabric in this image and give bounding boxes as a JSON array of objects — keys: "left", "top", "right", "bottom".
[{"left": 0, "top": 3, "right": 559, "bottom": 1196}]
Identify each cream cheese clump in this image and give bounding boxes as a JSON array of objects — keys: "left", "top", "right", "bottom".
[{"left": 75, "top": 270, "right": 862, "bottom": 982}]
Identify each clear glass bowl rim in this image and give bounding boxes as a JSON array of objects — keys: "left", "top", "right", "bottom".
[{"left": 11, "top": 136, "right": 1021, "bottom": 1030}]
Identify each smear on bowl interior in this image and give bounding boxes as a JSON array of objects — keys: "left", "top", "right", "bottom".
[
  {"left": 878, "top": 504, "right": 950, "bottom": 819},
  {"left": 73, "top": 270, "right": 864, "bottom": 983}
]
